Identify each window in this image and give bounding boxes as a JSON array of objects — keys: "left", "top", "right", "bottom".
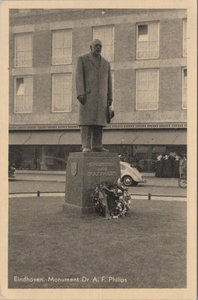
[
  {"left": 183, "top": 19, "right": 187, "bottom": 57},
  {"left": 136, "top": 69, "right": 159, "bottom": 110},
  {"left": 52, "top": 29, "right": 72, "bottom": 65},
  {"left": 136, "top": 22, "right": 159, "bottom": 59},
  {"left": 93, "top": 25, "right": 114, "bottom": 61},
  {"left": 182, "top": 68, "right": 187, "bottom": 109},
  {"left": 14, "top": 76, "right": 33, "bottom": 113},
  {"left": 14, "top": 33, "right": 32, "bottom": 67},
  {"left": 52, "top": 73, "right": 72, "bottom": 112}
]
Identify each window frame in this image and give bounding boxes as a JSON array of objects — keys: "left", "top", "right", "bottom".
[
  {"left": 92, "top": 25, "right": 114, "bottom": 62},
  {"left": 52, "top": 29, "right": 72, "bottom": 65},
  {"left": 136, "top": 68, "right": 159, "bottom": 111},
  {"left": 14, "top": 32, "right": 33, "bottom": 68},
  {"left": 182, "top": 67, "right": 187, "bottom": 109},
  {"left": 51, "top": 73, "right": 72, "bottom": 113},
  {"left": 136, "top": 21, "right": 160, "bottom": 60},
  {"left": 14, "top": 75, "right": 33, "bottom": 114}
]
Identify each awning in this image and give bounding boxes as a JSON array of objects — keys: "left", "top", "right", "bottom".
[
  {"left": 9, "top": 129, "right": 187, "bottom": 146},
  {"left": 103, "top": 129, "right": 187, "bottom": 145},
  {"left": 9, "top": 131, "right": 81, "bottom": 145}
]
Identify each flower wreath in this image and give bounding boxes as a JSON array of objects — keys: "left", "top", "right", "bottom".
[{"left": 90, "top": 181, "right": 132, "bottom": 218}]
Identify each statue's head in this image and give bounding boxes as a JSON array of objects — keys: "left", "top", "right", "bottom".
[{"left": 90, "top": 39, "right": 102, "bottom": 56}]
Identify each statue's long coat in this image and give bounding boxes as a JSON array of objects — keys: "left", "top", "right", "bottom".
[{"left": 76, "top": 53, "right": 112, "bottom": 126}]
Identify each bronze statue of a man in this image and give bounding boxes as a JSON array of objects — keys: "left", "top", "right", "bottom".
[{"left": 76, "top": 39, "right": 113, "bottom": 152}]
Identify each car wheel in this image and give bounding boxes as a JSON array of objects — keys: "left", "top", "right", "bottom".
[{"left": 122, "top": 175, "right": 138, "bottom": 187}]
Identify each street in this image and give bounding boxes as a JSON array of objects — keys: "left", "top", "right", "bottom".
[{"left": 9, "top": 178, "right": 187, "bottom": 200}]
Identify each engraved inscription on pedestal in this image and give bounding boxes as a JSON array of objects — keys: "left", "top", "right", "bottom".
[{"left": 87, "top": 161, "right": 117, "bottom": 178}]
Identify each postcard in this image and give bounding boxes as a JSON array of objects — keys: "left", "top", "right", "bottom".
[{"left": 0, "top": 1, "right": 197, "bottom": 299}]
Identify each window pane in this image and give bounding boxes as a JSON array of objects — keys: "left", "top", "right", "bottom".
[
  {"left": 25, "top": 76, "right": 33, "bottom": 95},
  {"left": 63, "top": 31, "right": 72, "bottom": 46},
  {"left": 52, "top": 30, "right": 72, "bottom": 65},
  {"left": 136, "top": 71, "right": 148, "bottom": 89},
  {"left": 136, "top": 70, "right": 158, "bottom": 110},
  {"left": 15, "top": 96, "right": 24, "bottom": 112},
  {"left": 138, "top": 25, "right": 148, "bottom": 41},
  {"left": 53, "top": 31, "right": 63, "bottom": 45},
  {"left": 148, "top": 23, "right": 158, "bottom": 41},
  {"left": 15, "top": 34, "right": 32, "bottom": 67},
  {"left": 15, "top": 77, "right": 33, "bottom": 113},
  {"left": 16, "top": 78, "right": 24, "bottom": 95},
  {"left": 182, "top": 68, "right": 187, "bottom": 109},
  {"left": 15, "top": 34, "right": 31, "bottom": 51}
]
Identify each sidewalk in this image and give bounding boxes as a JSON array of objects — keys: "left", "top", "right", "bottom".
[
  {"left": 15, "top": 170, "right": 66, "bottom": 182},
  {"left": 14, "top": 170, "right": 180, "bottom": 187}
]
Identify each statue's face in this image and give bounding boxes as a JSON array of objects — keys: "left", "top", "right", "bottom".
[{"left": 91, "top": 43, "right": 102, "bottom": 56}]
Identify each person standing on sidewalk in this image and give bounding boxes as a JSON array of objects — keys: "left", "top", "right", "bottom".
[{"left": 76, "top": 39, "right": 113, "bottom": 152}]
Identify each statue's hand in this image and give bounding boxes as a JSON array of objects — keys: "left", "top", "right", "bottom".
[{"left": 78, "top": 95, "right": 86, "bottom": 105}]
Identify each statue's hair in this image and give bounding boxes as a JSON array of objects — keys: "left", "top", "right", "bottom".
[{"left": 90, "top": 39, "right": 102, "bottom": 48}]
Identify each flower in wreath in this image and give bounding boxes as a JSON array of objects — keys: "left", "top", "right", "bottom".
[{"left": 90, "top": 181, "right": 132, "bottom": 218}]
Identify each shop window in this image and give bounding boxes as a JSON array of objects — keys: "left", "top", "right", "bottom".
[
  {"left": 52, "top": 73, "right": 72, "bottom": 112},
  {"left": 93, "top": 25, "right": 114, "bottom": 61},
  {"left": 182, "top": 68, "right": 187, "bottom": 109},
  {"left": 52, "top": 29, "right": 72, "bottom": 65},
  {"left": 14, "top": 33, "right": 33, "bottom": 67},
  {"left": 136, "top": 22, "right": 159, "bottom": 59},
  {"left": 14, "top": 76, "right": 33, "bottom": 113},
  {"left": 9, "top": 145, "right": 41, "bottom": 170},
  {"left": 183, "top": 19, "right": 187, "bottom": 57},
  {"left": 136, "top": 69, "right": 159, "bottom": 110}
]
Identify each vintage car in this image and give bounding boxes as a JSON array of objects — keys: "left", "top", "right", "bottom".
[{"left": 120, "top": 161, "right": 145, "bottom": 186}]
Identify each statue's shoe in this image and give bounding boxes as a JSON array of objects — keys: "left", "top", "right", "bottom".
[{"left": 82, "top": 148, "right": 92, "bottom": 152}]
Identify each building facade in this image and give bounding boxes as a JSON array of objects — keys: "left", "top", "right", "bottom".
[{"left": 9, "top": 9, "right": 187, "bottom": 172}]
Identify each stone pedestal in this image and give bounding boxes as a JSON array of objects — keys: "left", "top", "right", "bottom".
[{"left": 63, "top": 152, "right": 120, "bottom": 213}]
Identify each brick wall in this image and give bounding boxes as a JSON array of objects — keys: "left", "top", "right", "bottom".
[
  {"left": 115, "top": 23, "right": 136, "bottom": 62},
  {"left": 114, "top": 69, "right": 135, "bottom": 113},
  {"left": 33, "top": 30, "right": 51, "bottom": 67},
  {"left": 34, "top": 74, "right": 51, "bottom": 114},
  {"left": 72, "top": 27, "right": 92, "bottom": 61},
  {"left": 159, "top": 67, "right": 182, "bottom": 111},
  {"left": 9, "top": 33, "right": 14, "bottom": 69},
  {"left": 160, "top": 19, "right": 183, "bottom": 59}
]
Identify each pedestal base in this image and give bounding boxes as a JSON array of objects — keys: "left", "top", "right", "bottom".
[{"left": 64, "top": 152, "right": 120, "bottom": 214}]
